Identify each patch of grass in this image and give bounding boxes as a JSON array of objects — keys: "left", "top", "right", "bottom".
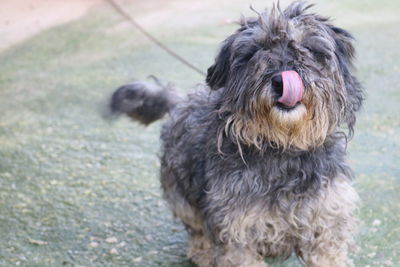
[{"left": 0, "top": 0, "right": 399, "bottom": 266}]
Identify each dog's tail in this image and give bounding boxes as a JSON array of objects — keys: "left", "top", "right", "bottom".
[{"left": 109, "top": 77, "right": 180, "bottom": 125}]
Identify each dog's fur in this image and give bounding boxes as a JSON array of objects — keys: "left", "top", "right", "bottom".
[{"left": 110, "top": 2, "right": 363, "bottom": 266}]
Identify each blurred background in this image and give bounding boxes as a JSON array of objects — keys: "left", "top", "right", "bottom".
[{"left": 0, "top": 0, "right": 399, "bottom": 266}]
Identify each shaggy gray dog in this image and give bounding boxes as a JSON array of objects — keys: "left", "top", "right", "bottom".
[{"left": 110, "top": 2, "right": 363, "bottom": 266}]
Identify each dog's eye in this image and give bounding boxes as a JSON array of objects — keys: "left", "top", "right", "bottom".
[
  {"left": 305, "top": 46, "right": 332, "bottom": 62},
  {"left": 314, "top": 50, "right": 331, "bottom": 62},
  {"left": 303, "top": 36, "right": 333, "bottom": 63}
]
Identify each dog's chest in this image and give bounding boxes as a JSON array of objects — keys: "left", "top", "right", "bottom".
[
  {"left": 204, "top": 152, "right": 335, "bottom": 247},
  {"left": 208, "top": 173, "right": 320, "bottom": 256}
]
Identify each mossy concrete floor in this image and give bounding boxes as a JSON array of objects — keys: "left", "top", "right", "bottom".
[{"left": 0, "top": 0, "right": 399, "bottom": 266}]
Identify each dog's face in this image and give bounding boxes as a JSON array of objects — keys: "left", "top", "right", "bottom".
[{"left": 207, "top": 2, "right": 363, "bottom": 151}]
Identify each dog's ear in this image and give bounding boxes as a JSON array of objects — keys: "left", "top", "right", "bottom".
[
  {"left": 207, "top": 16, "right": 260, "bottom": 90},
  {"left": 206, "top": 36, "right": 235, "bottom": 90},
  {"left": 330, "top": 26, "right": 364, "bottom": 133}
]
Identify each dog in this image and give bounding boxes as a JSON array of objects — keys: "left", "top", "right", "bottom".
[{"left": 109, "top": 2, "right": 363, "bottom": 266}]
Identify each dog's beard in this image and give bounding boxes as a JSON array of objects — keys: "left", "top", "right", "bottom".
[
  {"left": 221, "top": 81, "right": 343, "bottom": 151},
  {"left": 270, "top": 103, "right": 307, "bottom": 125}
]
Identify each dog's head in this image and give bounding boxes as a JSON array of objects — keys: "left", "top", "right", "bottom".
[{"left": 207, "top": 1, "right": 363, "bottom": 151}]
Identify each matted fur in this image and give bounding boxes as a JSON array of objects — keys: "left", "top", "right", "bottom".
[
  {"left": 211, "top": 6, "right": 359, "bottom": 152},
  {"left": 109, "top": 1, "right": 364, "bottom": 266}
]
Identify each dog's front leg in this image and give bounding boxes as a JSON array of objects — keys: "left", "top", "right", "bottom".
[
  {"left": 187, "top": 230, "right": 266, "bottom": 267},
  {"left": 212, "top": 243, "right": 267, "bottom": 267},
  {"left": 296, "top": 177, "right": 358, "bottom": 267},
  {"left": 201, "top": 197, "right": 267, "bottom": 266}
]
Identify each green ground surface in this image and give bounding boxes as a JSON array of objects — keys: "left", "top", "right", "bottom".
[{"left": 0, "top": 0, "right": 399, "bottom": 266}]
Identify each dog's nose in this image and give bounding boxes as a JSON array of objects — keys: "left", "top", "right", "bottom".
[{"left": 271, "top": 74, "right": 283, "bottom": 98}]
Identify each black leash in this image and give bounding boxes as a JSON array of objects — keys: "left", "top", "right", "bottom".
[{"left": 106, "top": 0, "right": 207, "bottom": 77}]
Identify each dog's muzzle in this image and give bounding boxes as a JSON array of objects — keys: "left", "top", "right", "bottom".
[{"left": 272, "top": 70, "right": 303, "bottom": 108}]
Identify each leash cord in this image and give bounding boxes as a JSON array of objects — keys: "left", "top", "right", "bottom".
[{"left": 106, "top": 0, "right": 207, "bottom": 77}]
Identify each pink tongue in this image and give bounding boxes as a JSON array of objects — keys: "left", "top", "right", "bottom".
[{"left": 278, "top": 70, "right": 303, "bottom": 107}]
